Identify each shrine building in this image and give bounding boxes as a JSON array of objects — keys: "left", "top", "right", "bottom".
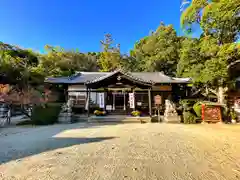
[{"left": 45, "top": 69, "right": 191, "bottom": 116}]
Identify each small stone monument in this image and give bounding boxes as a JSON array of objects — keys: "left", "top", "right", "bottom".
[
  {"left": 163, "top": 99, "right": 180, "bottom": 123},
  {"left": 58, "top": 100, "right": 72, "bottom": 123}
]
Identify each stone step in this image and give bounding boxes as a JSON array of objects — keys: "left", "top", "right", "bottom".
[
  {"left": 88, "top": 116, "right": 151, "bottom": 123},
  {"left": 163, "top": 115, "right": 181, "bottom": 123}
]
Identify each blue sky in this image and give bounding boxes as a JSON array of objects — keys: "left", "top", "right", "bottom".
[{"left": 0, "top": 0, "right": 183, "bottom": 53}]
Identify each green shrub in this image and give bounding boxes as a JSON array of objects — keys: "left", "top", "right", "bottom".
[
  {"left": 230, "top": 109, "right": 237, "bottom": 120},
  {"left": 94, "top": 110, "right": 106, "bottom": 116},
  {"left": 180, "top": 99, "right": 197, "bottom": 111},
  {"left": 31, "top": 103, "right": 62, "bottom": 125},
  {"left": 221, "top": 106, "right": 230, "bottom": 122},
  {"left": 183, "top": 111, "right": 197, "bottom": 124},
  {"left": 131, "top": 110, "right": 141, "bottom": 117},
  {"left": 180, "top": 99, "right": 197, "bottom": 107},
  {"left": 193, "top": 102, "right": 202, "bottom": 117}
]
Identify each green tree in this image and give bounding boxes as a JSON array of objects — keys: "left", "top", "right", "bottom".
[
  {"left": 0, "top": 42, "right": 48, "bottom": 119},
  {"left": 180, "top": 0, "right": 240, "bottom": 104},
  {"left": 98, "top": 34, "right": 122, "bottom": 72},
  {"left": 177, "top": 37, "right": 203, "bottom": 82},
  {"left": 131, "top": 23, "right": 181, "bottom": 76},
  {"left": 178, "top": 35, "right": 240, "bottom": 104},
  {"left": 40, "top": 45, "right": 98, "bottom": 77},
  {"left": 0, "top": 42, "right": 43, "bottom": 87},
  {"left": 181, "top": 0, "right": 240, "bottom": 44}
]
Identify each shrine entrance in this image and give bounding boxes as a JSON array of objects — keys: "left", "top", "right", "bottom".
[
  {"left": 106, "top": 91, "right": 129, "bottom": 114},
  {"left": 85, "top": 70, "right": 153, "bottom": 117},
  {"left": 114, "top": 92, "right": 125, "bottom": 110}
]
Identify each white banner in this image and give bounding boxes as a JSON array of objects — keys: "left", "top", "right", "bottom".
[
  {"left": 129, "top": 93, "right": 135, "bottom": 109},
  {"left": 99, "top": 93, "right": 105, "bottom": 108}
]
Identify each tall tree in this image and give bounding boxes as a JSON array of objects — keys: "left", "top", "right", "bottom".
[
  {"left": 181, "top": 0, "right": 240, "bottom": 44},
  {"left": 177, "top": 37, "right": 203, "bottom": 81},
  {"left": 40, "top": 45, "right": 98, "bottom": 77},
  {"left": 98, "top": 34, "right": 122, "bottom": 72},
  {"left": 131, "top": 22, "right": 181, "bottom": 76},
  {"left": 178, "top": 35, "right": 240, "bottom": 103},
  {"left": 180, "top": 0, "right": 240, "bottom": 104},
  {"left": 0, "top": 42, "right": 43, "bottom": 87}
]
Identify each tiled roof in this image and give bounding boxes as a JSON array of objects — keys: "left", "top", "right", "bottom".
[
  {"left": 44, "top": 76, "right": 70, "bottom": 84},
  {"left": 45, "top": 71, "right": 191, "bottom": 84},
  {"left": 85, "top": 69, "right": 154, "bottom": 85}
]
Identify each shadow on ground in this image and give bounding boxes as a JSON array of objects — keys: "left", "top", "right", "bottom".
[
  {"left": 0, "top": 136, "right": 116, "bottom": 164},
  {"left": 0, "top": 122, "right": 118, "bottom": 164},
  {"left": 0, "top": 121, "right": 127, "bottom": 136}
]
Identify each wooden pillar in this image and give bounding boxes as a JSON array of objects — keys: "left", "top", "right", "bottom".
[
  {"left": 104, "top": 89, "right": 107, "bottom": 111},
  {"left": 123, "top": 90, "right": 126, "bottom": 110},
  {"left": 95, "top": 91, "right": 98, "bottom": 104},
  {"left": 113, "top": 92, "right": 115, "bottom": 110},
  {"left": 148, "top": 88, "right": 152, "bottom": 117},
  {"left": 185, "top": 85, "right": 188, "bottom": 97},
  {"left": 201, "top": 104, "right": 205, "bottom": 122},
  {"left": 87, "top": 88, "right": 90, "bottom": 117},
  {"left": 133, "top": 88, "right": 135, "bottom": 111}
]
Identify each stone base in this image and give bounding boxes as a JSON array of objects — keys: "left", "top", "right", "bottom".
[
  {"left": 231, "top": 120, "right": 237, "bottom": 124},
  {"left": 58, "top": 113, "right": 72, "bottom": 124},
  {"left": 163, "top": 115, "right": 180, "bottom": 123}
]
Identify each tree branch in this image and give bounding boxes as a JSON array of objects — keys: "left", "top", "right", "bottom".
[
  {"left": 227, "top": 59, "right": 240, "bottom": 69},
  {"left": 224, "top": 86, "right": 228, "bottom": 93},
  {"left": 208, "top": 88, "right": 218, "bottom": 95}
]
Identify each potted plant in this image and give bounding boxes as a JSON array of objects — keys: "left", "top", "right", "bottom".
[
  {"left": 94, "top": 110, "right": 106, "bottom": 116},
  {"left": 101, "top": 110, "right": 107, "bottom": 116},
  {"left": 131, "top": 110, "right": 141, "bottom": 117},
  {"left": 94, "top": 110, "right": 99, "bottom": 116},
  {"left": 230, "top": 109, "right": 237, "bottom": 124}
]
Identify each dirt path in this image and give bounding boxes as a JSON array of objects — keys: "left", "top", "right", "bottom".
[{"left": 0, "top": 123, "right": 240, "bottom": 180}]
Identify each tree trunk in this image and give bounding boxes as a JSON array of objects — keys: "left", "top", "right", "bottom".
[
  {"left": 208, "top": 86, "right": 227, "bottom": 105},
  {"left": 217, "top": 86, "right": 225, "bottom": 104}
]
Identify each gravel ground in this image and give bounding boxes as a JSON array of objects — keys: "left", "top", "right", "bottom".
[{"left": 0, "top": 123, "right": 240, "bottom": 180}]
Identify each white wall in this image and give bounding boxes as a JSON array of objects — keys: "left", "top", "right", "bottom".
[
  {"left": 68, "top": 85, "right": 98, "bottom": 105},
  {"left": 68, "top": 85, "right": 85, "bottom": 91}
]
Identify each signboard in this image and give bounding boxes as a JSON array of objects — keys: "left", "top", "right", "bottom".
[
  {"left": 154, "top": 95, "right": 162, "bottom": 105},
  {"left": 159, "top": 85, "right": 172, "bottom": 91},
  {"left": 129, "top": 93, "right": 135, "bottom": 109},
  {"left": 98, "top": 93, "right": 105, "bottom": 108},
  {"left": 106, "top": 105, "right": 112, "bottom": 111},
  {"left": 202, "top": 105, "right": 222, "bottom": 122},
  {"left": 152, "top": 85, "right": 172, "bottom": 91}
]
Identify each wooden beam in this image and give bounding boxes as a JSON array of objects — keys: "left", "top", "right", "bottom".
[
  {"left": 133, "top": 88, "right": 135, "bottom": 111},
  {"left": 87, "top": 88, "right": 90, "bottom": 117},
  {"left": 148, "top": 88, "right": 152, "bottom": 117}
]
